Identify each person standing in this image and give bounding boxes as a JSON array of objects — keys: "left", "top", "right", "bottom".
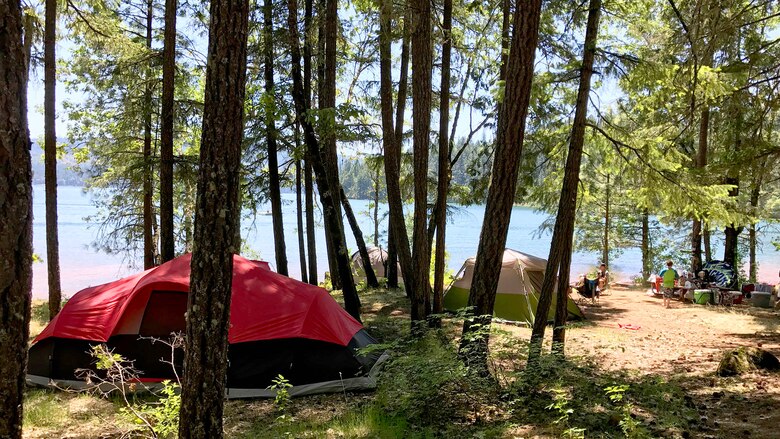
[{"left": 659, "top": 260, "right": 679, "bottom": 309}]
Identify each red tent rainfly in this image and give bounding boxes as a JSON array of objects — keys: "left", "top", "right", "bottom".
[{"left": 29, "top": 254, "right": 385, "bottom": 398}]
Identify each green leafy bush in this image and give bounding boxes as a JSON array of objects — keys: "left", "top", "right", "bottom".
[{"left": 376, "top": 332, "right": 494, "bottom": 429}]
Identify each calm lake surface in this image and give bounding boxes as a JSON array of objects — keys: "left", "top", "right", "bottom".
[{"left": 32, "top": 185, "right": 780, "bottom": 298}]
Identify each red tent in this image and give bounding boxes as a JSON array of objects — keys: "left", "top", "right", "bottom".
[{"left": 29, "top": 254, "right": 384, "bottom": 398}]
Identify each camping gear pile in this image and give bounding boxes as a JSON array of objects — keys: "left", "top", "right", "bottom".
[
  {"left": 28, "top": 254, "right": 385, "bottom": 398},
  {"left": 443, "top": 248, "right": 584, "bottom": 325}
]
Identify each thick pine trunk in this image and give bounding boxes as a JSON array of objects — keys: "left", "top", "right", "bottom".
[
  {"left": 379, "top": 0, "right": 415, "bottom": 303},
  {"left": 265, "top": 0, "right": 289, "bottom": 276},
  {"left": 459, "top": 0, "right": 543, "bottom": 369},
  {"left": 45, "top": 0, "right": 62, "bottom": 320},
  {"left": 704, "top": 227, "right": 712, "bottom": 261},
  {"left": 409, "top": 0, "right": 433, "bottom": 325},
  {"left": 177, "top": 1, "right": 249, "bottom": 437},
  {"left": 303, "top": 0, "right": 318, "bottom": 285},
  {"left": 341, "top": 188, "right": 379, "bottom": 287},
  {"left": 431, "top": 0, "right": 452, "bottom": 319},
  {"left": 296, "top": 159, "right": 309, "bottom": 283},
  {"left": 160, "top": 0, "right": 177, "bottom": 263},
  {"left": 0, "top": 3, "right": 34, "bottom": 436},
  {"left": 544, "top": 0, "right": 601, "bottom": 356},
  {"left": 317, "top": 0, "right": 343, "bottom": 290},
  {"left": 143, "top": 0, "right": 155, "bottom": 269},
  {"left": 286, "top": 0, "right": 361, "bottom": 321}
]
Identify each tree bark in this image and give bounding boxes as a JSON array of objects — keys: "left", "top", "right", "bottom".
[
  {"left": 723, "top": 176, "right": 742, "bottom": 269},
  {"left": 45, "top": 0, "right": 62, "bottom": 320},
  {"left": 432, "top": 0, "right": 452, "bottom": 321},
  {"left": 305, "top": 160, "right": 318, "bottom": 284},
  {"left": 286, "top": 0, "right": 362, "bottom": 321},
  {"left": 296, "top": 158, "right": 309, "bottom": 283},
  {"left": 316, "top": 0, "right": 345, "bottom": 290},
  {"left": 0, "top": 2, "right": 34, "bottom": 436},
  {"left": 642, "top": 208, "right": 650, "bottom": 281},
  {"left": 409, "top": 0, "right": 433, "bottom": 325},
  {"left": 160, "top": 0, "right": 177, "bottom": 263},
  {"left": 703, "top": 226, "right": 712, "bottom": 261},
  {"left": 380, "top": 0, "right": 415, "bottom": 304},
  {"left": 602, "top": 173, "right": 610, "bottom": 267},
  {"left": 265, "top": 0, "right": 289, "bottom": 276},
  {"left": 373, "top": 165, "right": 379, "bottom": 247},
  {"left": 303, "top": 0, "right": 318, "bottom": 285},
  {"left": 177, "top": 0, "right": 249, "bottom": 437},
  {"left": 545, "top": 0, "right": 601, "bottom": 357},
  {"left": 341, "top": 188, "right": 379, "bottom": 287},
  {"left": 748, "top": 182, "right": 760, "bottom": 282},
  {"left": 387, "top": 226, "right": 399, "bottom": 288},
  {"left": 386, "top": 8, "right": 410, "bottom": 291},
  {"left": 691, "top": 107, "right": 709, "bottom": 272},
  {"left": 459, "top": 0, "right": 543, "bottom": 369},
  {"left": 143, "top": 0, "right": 155, "bottom": 269}
]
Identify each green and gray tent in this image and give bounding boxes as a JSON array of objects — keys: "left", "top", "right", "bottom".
[{"left": 443, "top": 248, "right": 584, "bottom": 324}]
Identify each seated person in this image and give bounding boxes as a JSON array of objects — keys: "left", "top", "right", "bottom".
[
  {"left": 692, "top": 270, "right": 709, "bottom": 289},
  {"left": 596, "top": 263, "right": 609, "bottom": 293}
]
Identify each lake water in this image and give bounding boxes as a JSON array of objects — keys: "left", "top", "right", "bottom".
[{"left": 32, "top": 184, "right": 780, "bottom": 299}]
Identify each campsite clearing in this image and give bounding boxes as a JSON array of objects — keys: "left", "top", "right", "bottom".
[{"left": 23, "top": 286, "right": 780, "bottom": 438}]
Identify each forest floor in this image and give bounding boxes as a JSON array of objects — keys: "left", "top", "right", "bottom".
[{"left": 22, "top": 286, "right": 780, "bottom": 438}]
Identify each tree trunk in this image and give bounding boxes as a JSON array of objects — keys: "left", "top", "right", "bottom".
[
  {"left": 316, "top": 0, "right": 346, "bottom": 290},
  {"left": 495, "top": 0, "right": 511, "bottom": 137},
  {"left": 431, "top": 0, "right": 452, "bottom": 321},
  {"left": 704, "top": 226, "right": 712, "bottom": 261},
  {"left": 341, "top": 188, "right": 379, "bottom": 287},
  {"left": 296, "top": 158, "right": 308, "bottom": 283},
  {"left": 286, "top": 0, "right": 362, "bottom": 321},
  {"left": 305, "top": 160, "right": 318, "bottom": 284},
  {"left": 379, "top": 0, "right": 416, "bottom": 305},
  {"left": 602, "top": 173, "right": 610, "bottom": 267},
  {"left": 45, "top": 0, "right": 62, "bottom": 320},
  {"left": 459, "top": 0, "right": 543, "bottom": 370},
  {"left": 160, "top": 0, "right": 177, "bottom": 263},
  {"left": 386, "top": 8, "right": 410, "bottom": 291},
  {"left": 691, "top": 107, "right": 709, "bottom": 272},
  {"left": 143, "top": 0, "right": 155, "bottom": 269},
  {"left": 723, "top": 177, "right": 741, "bottom": 269},
  {"left": 177, "top": 1, "right": 249, "bottom": 437},
  {"left": 387, "top": 227, "right": 399, "bottom": 287},
  {"left": 409, "top": 0, "right": 433, "bottom": 325},
  {"left": 748, "top": 183, "right": 760, "bottom": 282},
  {"left": 303, "top": 0, "right": 317, "bottom": 285},
  {"left": 373, "top": 165, "right": 379, "bottom": 247},
  {"left": 547, "top": 0, "right": 601, "bottom": 357},
  {"left": 265, "top": 0, "right": 289, "bottom": 276},
  {"left": 642, "top": 208, "right": 650, "bottom": 281},
  {"left": 0, "top": 3, "right": 34, "bottom": 436}
]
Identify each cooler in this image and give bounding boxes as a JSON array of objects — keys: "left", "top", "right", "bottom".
[
  {"left": 694, "top": 289, "right": 712, "bottom": 305},
  {"left": 751, "top": 291, "right": 772, "bottom": 308}
]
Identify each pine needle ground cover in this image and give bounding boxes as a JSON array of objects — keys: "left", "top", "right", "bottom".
[{"left": 24, "top": 288, "right": 780, "bottom": 438}]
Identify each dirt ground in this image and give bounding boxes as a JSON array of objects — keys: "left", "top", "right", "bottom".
[{"left": 503, "top": 286, "right": 780, "bottom": 439}]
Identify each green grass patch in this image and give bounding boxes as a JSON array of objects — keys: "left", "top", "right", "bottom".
[{"left": 24, "top": 389, "right": 70, "bottom": 429}]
